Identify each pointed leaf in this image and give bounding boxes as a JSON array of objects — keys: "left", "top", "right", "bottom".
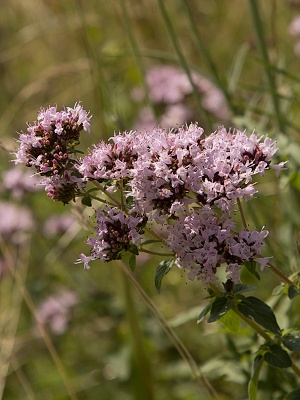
[
  {"left": 122, "top": 252, "right": 136, "bottom": 272},
  {"left": 81, "top": 195, "right": 92, "bottom": 207},
  {"left": 233, "top": 284, "right": 256, "bottom": 294},
  {"left": 197, "top": 303, "right": 212, "bottom": 323},
  {"left": 244, "top": 261, "right": 260, "bottom": 280},
  {"left": 128, "top": 254, "right": 136, "bottom": 272},
  {"left": 154, "top": 259, "right": 173, "bottom": 293},
  {"left": 208, "top": 297, "right": 233, "bottom": 323},
  {"left": 288, "top": 285, "right": 300, "bottom": 300},
  {"left": 263, "top": 345, "right": 292, "bottom": 369},
  {"left": 272, "top": 284, "right": 285, "bottom": 296},
  {"left": 237, "top": 296, "right": 281, "bottom": 335},
  {"left": 128, "top": 244, "right": 139, "bottom": 256},
  {"left": 282, "top": 332, "right": 300, "bottom": 351}
]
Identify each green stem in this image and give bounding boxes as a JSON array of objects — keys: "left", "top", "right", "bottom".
[
  {"left": 120, "top": 269, "right": 154, "bottom": 400},
  {"left": 237, "top": 199, "right": 295, "bottom": 287},
  {"left": 266, "top": 262, "right": 295, "bottom": 287},
  {"left": 181, "top": 0, "right": 236, "bottom": 114},
  {"left": 237, "top": 198, "right": 248, "bottom": 229},
  {"left": 248, "top": 356, "right": 264, "bottom": 399},
  {"left": 88, "top": 194, "right": 116, "bottom": 207},
  {"left": 157, "top": 0, "right": 212, "bottom": 130},
  {"left": 119, "top": 261, "right": 219, "bottom": 399},
  {"left": 247, "top": 0, "right": 285, "bottom": 132},
  {"left": 91, "top": 181, "right": 124, "bottom": 209},
  {"left": 140, "top": 249, "right": 173, "bottom": 257},
  {"left": 119, "top": 0, "right": 158, "bottom": 121},
  {"left": 74, "top": 0, "right": 108, "bottom": 135}
]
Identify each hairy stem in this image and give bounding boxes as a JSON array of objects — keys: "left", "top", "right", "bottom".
[
  {"left": 267, "top": 262, "right": 295, "bottom": 287},
  {"left": 157, "top": 0, "right": 212, "bottom": 130},
  {"left": 120, "top": 270, "right": 154, "bottom": 400},
  {"left": 119, "top": 261, "right": 219, "bottom": 398},
  {"left": 247, "top": 0, "right": 285, "bottom": 132},
  {"left": 237, "top": 198, "right": 248, "bottom": 229},
  {"left": 119, "top": 0, "right": 158, "bottom": 121},
  {"left": 92, "top": 181, "right": 124, "bottom": 208},
  {"left": 181, "top": 0, "right": 236, "bottom": 114}
]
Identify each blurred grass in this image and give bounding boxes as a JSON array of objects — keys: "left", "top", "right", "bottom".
[{"left": 1, "top": 0, "right": 300, "bottom": 399}]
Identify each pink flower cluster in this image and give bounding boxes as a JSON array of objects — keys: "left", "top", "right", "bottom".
[
  {"left": 79, "top": 124, "right": 282, "bottom": 218},
  {"left": 14, "top": 103, "right": 91, "bottom": 204},
  {"left": 167, "top": 207, "right": 269, "bottom": 283},
  {"left": 34, "top": 290, "right": 78, "bottom": 336},
  {"left": 14, "top": 104, "right": 284, "bottom": 284},
  {"left": 132, "top": 65, "right": 230, "bottom": 131},
  {"left": 77, "top": 207, "right": 145, "bottom": 267},
  {"left": 78, "top": 123, "right": 283, "bottom": 282}
]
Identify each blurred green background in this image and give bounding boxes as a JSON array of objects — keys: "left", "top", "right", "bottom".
[{"left": 1, "top": 1, "right": 300, "bottom": 399}]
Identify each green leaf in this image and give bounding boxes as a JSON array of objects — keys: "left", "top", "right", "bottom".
[
  {"left": 248, "top": 355, "right": 263, "bottom": 400},
  {"left": 219, "top": 309, "right": 240, "bottom": 332},
  {"left": 286, "top": 388, "right": 300, "bottom": 400},
  {"left": 81, "top": 195, "right": 92, "bottom": 207},
  {"left": 233, "top": 284, "right": 256, "bottom": 294},
  {"left": 197, "top": 303, "right": 212, "bottom": 323},
  {"left": 154, "top": 259, "right": 173, "bottom": 293},
  {"left": 237, "top": 296, "right": 281, "bottom": 335},
  {"left": 87, "top": 188, "right": 100, "bottom": 194},
  {"left": 141, "top": 239, "right": 162, "bottom": 245},
  {"left": 282, "top": 332, "right": 300, "bottom": 351},
  {"left": 122, "top": 252, "right": 136, "bottom": 272},
  {"left": 128, "top": 254, "right": 136, "bottom": 272},
  {"left": 208, "top": 297, "right": 233, "bottom": 323},
  {"left": 288, "top": 285, "right": 300, "bottom": 300},
  {"left": 263, "top": 344, "right": 292, "bottom": 369},
  {"left": 128, "top": 244, "right": 139, "bottom": 256},
  {"left": 272, "top": 284, "right": 285, "bottom": 296},
  {"left": 244, "top": 261, "right": 260, "bottom": 280},
  {"left": 72, "top": 149, "right": 84, "bottom": 154}
]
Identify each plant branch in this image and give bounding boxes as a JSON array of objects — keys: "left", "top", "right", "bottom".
[
  {"left": 267, "top": 262, "right": 295, "bottom": 287},
  {"left": 91, "top": 181, "right": 124, "bottom": 208},
  {"left": 157, "top": 0, "right": 212, "bottom": 130},
  {"left": 120, "top": 270, "right": 154, "bottom": 400},
  {"left": 247, "top": 0, "right": 285, "bottom": 132},
  {"left": 119, "top": 261, "right": 219, "bottom": 399},
  {"left": 237, "top": 198, "right": 248, "bottom": 229}
]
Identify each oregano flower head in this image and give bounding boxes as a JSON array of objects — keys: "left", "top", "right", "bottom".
[{"left": 14, "top": 104, "right": 285, "bottom": 284}]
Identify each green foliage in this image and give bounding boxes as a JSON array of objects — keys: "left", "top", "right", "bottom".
[
  {"left": 244, "top": 261, "right": 261, "bottom": 281},
  {"left": 237, "top": 296, "right": 282, "bottom": 336},
  {"left": 122, "top": 252, "right": 137, "bottom": 272},
  {"left": 288, "top": 286, "right": 300, "bottom": 300},
  {"left": 81, "top": 194, "right": 92, "bottom": 206},
  {"left": 282, "top": 332, "right": 300, "bottom": 351},
  {"left": 207, "top": 297, "right": 233, "bottom": 323},
  {"left": 154, "top": 259, "right": 174, "bottom": 293},
  {"left": 219, "top": 309, "right": 240, "bottom": 332},
  {"left": 263, "top": 344, "right": 292, "bottom": 369}
]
